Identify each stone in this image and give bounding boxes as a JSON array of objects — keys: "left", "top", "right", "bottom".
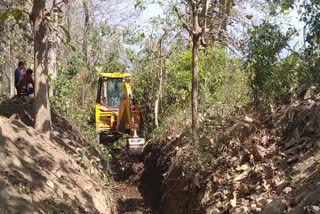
[
  {"left": 283, "top": 187, "right": 292, "bottom": 194},
  {"left": 57, "top": 188, "right": 64, "bottom": 198},
  {"left": 234, "top": 208, "right": 242, "bottom": 213},
  {"left": 12, "top": 156, "right": 22, "bottom": 168},
  {"left": 216, "top": 201, "right": 223, "bottom": 208},
  {"left": 312, "top": 206, "right": 320, "bottom": 211},
  {"left": 55, "top": 171, "right": 62, "bottom": 179},
  {"left": 46, "top": 180, "right": 55, "bottom": 189},
  {"left": 251, "top": 204, "right": 257, "bottom": 209}
]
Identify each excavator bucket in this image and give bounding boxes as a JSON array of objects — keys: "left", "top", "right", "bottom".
[{"left": 127, "top": 137, "right": 145, "bottom": 154}]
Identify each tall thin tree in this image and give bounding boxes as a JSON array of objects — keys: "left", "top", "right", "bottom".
[
  {"left": 154, "top": 30, "right": 167, "bottom": 128},
  {"left": 83, "top": 0, "right": 90, "bottom": 64},
  {"left": 174, "top": 0, "right": 234, "bottom": 144}
]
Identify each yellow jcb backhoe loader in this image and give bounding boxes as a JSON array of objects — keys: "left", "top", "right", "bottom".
[{"left": 95, "top": 73, "right": 145, "bottom": 154}]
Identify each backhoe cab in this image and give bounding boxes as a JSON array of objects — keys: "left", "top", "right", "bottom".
[{"left": 96, "top": 73, "right": 145, "bottom": 154}]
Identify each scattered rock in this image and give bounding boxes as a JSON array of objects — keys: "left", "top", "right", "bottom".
[
  {"left": 57, "top": 188, "right": 64, "bottom": 198},
  {"left": 12, "top": 156, "right": 22, "bottom": 167},
  {"left": 283, "top": 187, "right": 292, "bottom": 194},
  {"left": 46, "top": 179, "right": 55, "bottom": 189},
  {"left": 244, "top": 116, "right": 254, "bottom": 123},
  {"left": 251, "top": 203, "right": 257, "bottom": 209},
  {"left": 216, "top": 201, "right": 223, "bottom": 208}
]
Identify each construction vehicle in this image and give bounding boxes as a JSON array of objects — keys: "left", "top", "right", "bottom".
[{"left": 95, "top": 73, "right": 145, "bottom": 154}]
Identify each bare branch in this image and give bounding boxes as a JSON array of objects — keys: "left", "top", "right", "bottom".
[
  {"left": 173, "top": 5, "right": 192, "bottom": 35},
  {"left": 202, "top": 0, "right": 209, "bottom": 33}
]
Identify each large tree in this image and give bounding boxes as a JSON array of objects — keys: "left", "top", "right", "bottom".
[{"left": 31, "top": 0, "right": 52, "bottom": 137}]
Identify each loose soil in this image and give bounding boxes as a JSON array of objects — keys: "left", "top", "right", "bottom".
[
  {"left": 109, "top": 152, "right": 158, "bottom": 214},
  {"left": 0, "top": 96, "right": 160, "bottom": 214},
  {"left": 0, "top": 97, "right": 113, "bottom": 214}
]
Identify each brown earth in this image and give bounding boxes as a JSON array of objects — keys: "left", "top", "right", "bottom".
[
  {"left": 110, "top": 151, "right": 158, "bottom": 214},
  {"left": 0, "top": 97, "right": 114, "bottom": 214},
  {"left": 0, "top": 96, "right": 161, "bottom": 214},
  {"left": 143, "top": 89, "right": 320, "bottom": 214}
]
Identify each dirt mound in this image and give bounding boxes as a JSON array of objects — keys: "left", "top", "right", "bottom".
[
  {"left": 0, "top": 98, "right": 113, "bottom": 214},
  {"left": 144, "top": 90, "right": 320, "bottom": 214}
]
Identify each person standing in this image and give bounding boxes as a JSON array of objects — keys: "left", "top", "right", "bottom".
[{"left": 14, "top": 61, "right": 24, "bottom": 91}]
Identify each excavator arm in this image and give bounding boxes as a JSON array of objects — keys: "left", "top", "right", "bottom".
[{"left": 116, "top": 80, "right": 145, "bottom": 153}]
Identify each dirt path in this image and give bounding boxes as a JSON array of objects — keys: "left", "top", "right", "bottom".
[{"left": 110, "top": 152, "right": 155, "bottom": 214}]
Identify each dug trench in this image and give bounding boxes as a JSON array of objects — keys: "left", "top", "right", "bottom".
[
  {"left": 0, "top": 96, "right": 163, "bottom": 214},
  {"left": 108, "top": 134, "right": 199, "bottom": 214},
  {"left": 140, "top": 87, "right": 320, "bottom": 214},
  {"left": 109, "top": 151, "right": 162, "bottom": 214}
]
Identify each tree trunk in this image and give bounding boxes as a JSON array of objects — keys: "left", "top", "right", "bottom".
[
  {"left": 48, "top": 41, "right": 57, "bottom": 97},
  {"left": 32, "top": 0, "right": 52, "bottom": 138},
  {"left": 48, "top": 0, "right": 57, "bottom": 97},
  {"left": 190, "top": 0, "right": 202, "bottom": 145},
  {"left": 8, "top": 29, "right": 15, "bottom": 98},
  {"left": 66, "top": 2, "right": 71, "bottom": 32},
  {"left": 83, "top": 0, "right": 89, "bottom": 64},
  {"left": 154, "top": 41, "right": 164, "bottom": 128},
  {"left": 192, "top": 34, "right": 200, "bottom": 145}
]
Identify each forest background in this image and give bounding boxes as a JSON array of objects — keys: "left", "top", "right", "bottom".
[{"left": 0, "top": 0, "right": 319, "bottom": 144}]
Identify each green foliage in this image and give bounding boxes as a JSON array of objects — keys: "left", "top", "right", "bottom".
[
  {"left": 102, "top": 136, "right": 127, "bottom": 158},
  {"left": 51, "top": 54, "right": 98, "bottom": 142},
  {"left": 301, "top": 1, "right": 320, "bottom": 81},
  {"left": 200, "top": 46, "right": 249, "bottom": 108},
  {"left": 59, "top": 25, "right": 71, "bottom": 45},
  {"left": 164, "top": 45, "right": 248, "bottom": 110},
  {"left": 135, "top": 0, "right": 146, "bottom": 10},
  {"left": 133, "top": 43, "right": 249, "bottom": 138},
  {"left": 151, "top": 109, "right": 190, "bottom": 142},
  {"left": 245, "top": 21, "right": 291, "bottom": 103},
  {"left": 67, "top": 54, "right": 84, "bottom": 77},
  {"left": 267, "top": 0, "right": 320, "bottom": 85}
]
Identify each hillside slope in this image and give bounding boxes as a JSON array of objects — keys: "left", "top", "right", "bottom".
[
  {"left": 143, "top": 89, "right": 320, "bottom": 214},
  {"left": 0, "top": 98, "right": 113, "bottom": 214}
]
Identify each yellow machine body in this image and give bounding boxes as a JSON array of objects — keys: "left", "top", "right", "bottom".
[{"left": 95, "top": 72, "right": 144, "bottom": 153}]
